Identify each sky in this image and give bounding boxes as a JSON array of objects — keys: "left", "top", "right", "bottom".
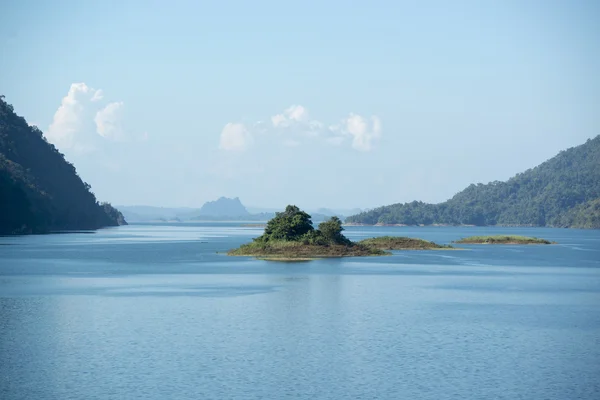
[{"left": 1, "top": 0, "right": 599, "bottom": 210}]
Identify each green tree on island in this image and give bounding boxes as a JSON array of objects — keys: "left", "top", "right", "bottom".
[
  {"left": 262, "top": 205, "right": 314, "bottom": 241},
  {"left": 256, "top": 205, "right": 351, "bottom": 245},
  {"left": 317, "top": 216, "right": 351, "bottom": 245}
]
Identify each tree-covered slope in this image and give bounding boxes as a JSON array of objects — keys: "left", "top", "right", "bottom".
[
  {"left": 347, "top": 136, "right": 600, "bottom": 228},
  {"left": 556, "top": 198, "right": 600, "bottom": 229},
  {"left": 0, "top": 95, "right": 126, "bottom": 234}
]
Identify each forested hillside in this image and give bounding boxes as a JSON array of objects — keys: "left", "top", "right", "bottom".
[
  {"left": 0, "top": 96, "right": 126, "bottom": 234},
  {"left": 347, "top": 136, "right": 600, "bottom": 228}
]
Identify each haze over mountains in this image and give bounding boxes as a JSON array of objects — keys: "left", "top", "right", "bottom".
[{"left": 117, "top": 197, "right": 360, "bottom": 223}]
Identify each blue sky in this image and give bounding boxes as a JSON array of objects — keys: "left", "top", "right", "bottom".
[{"left": 1, "top": 0, "right": 599, "bottom": 209}]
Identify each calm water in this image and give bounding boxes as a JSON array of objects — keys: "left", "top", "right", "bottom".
[{"left": 1, "top": 224, "right": 599, "bottom": 399}]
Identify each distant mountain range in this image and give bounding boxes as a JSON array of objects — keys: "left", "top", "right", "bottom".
[
  {"left": 118, "top": 198, "right": 359, "bottom": 223},
  {"left": 112, "top": 206, "right": 198, "bottom": 223},
  {"left": 246, "top": 206, "right": 363, "bottom": 216},
  {"left": 346, "top": 136, "right": 600, "bottom": 228}
]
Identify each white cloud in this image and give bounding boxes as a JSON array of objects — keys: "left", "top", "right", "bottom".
[
  {"left": 91, "top": 89, "right": 104, "bottom": 102},
  {"left": 47, "top": 83, "right": 94, "bottom": 148},
  {"left": 270, "top": 104, "right": 309, "bottom": 128},
  {"left": 95, "top": 102, "right": 125, "bottom": 140},
  {"left": 271, "top": 114, "right": 288, "bottom": 128},
  {"left": 219, "top": 123, "right": 250, "bottom": 151},
  {"left": 343, "top": 114, "right": 382, "bottom": 151},
  {"left": 285, "top": 105, "right": 308, "bottom": 122},
  {"left": 221, "top": 104, "right": 382, "bottom": 152},
  {"left": 46, "top": 83, "right": 131, "bottom": 151}
]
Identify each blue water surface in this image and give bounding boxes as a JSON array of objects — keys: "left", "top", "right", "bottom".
[{"left": 1, "top": 224, "right": 599, "bottom": 399}]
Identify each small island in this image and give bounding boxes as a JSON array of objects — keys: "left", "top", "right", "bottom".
[
  {"left": 227, "top": 206, "right": 459, "bottom": 260},
  {"left": 453, "top": 235, "right": 554, "bottom": 245},
  {"left": 358, "top": 236, "right": 454, "bottom": 250},
  {"left": 228, "top": 205, "right": 386, "bottom": 260}
]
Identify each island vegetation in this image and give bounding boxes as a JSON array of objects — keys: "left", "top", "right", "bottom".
[
  {"left": 453, "top": 235, "right": 554, "bottom": 245},
  {"left": 346, "top": 136, "right": 600, "bottom": 229},
  {"left": 228, "top": 205, "right": 387, "bottom": 259},
  {"left": 0, "top": 95, "right": 126, "bottom": 235},
  {"left": 228, "top": 206, "right": 458, "bottom": 259},
  {"left": 357, "top": 236, "right": 454, "bottom": 250}
]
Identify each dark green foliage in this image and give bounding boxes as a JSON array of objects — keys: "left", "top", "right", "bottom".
[
  {"left": 299, "top": 230, "right": 328, "bottom": 246},
  {"left": 318, "top": 216, "right": 352, "bottom": 245},
  {"left": 254, "top": 205, "right": 353, "bottom": 245},
  {"left": 0, "top": 168, "right": 40, "bottom": 234},
  {"left": 0, "top": 95, "right": 127, "bottom": 234},
  {"left": 347, "top": 136, "right": 600, "bottom": 228},
  {"left": 556, "top": 198, "right": 600, "bottom": 229},
  {"left": 101, "top": 202, "right": 128, "bottom": 226},
  {"left": 261, "top": 205, "right": 315, "bottom": 241}
]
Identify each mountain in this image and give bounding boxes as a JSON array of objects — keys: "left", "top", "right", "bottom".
[
  {"left": 197, "top": 197, "right": 250, "bottom": 218},
  {"left": 247, "top": 206, "right": 362, "bottom": 218},
  {"left": 192, "top": 199, "right": 349, "bottom": 222},
  {"left": 116, "top": 206, "right": 201, "bottom": 222},
  {"left": 314, "top": 208, "right": 363, "bottom": 218},
  {"left": 0, "top": 96, "right": 126, "bottom": 234},
  {"left": 347, "top": 136, "right": 600, "bottom": 228},
  {"left": 117, "top": 201, "right": 342, "bottom": 222}
]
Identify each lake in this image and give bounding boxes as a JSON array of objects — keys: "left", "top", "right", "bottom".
[{"left": 1, "top": 224, "right": 599, "bottom": 399}]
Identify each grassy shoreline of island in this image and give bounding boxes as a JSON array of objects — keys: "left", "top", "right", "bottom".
[
  {"left": 453, "top": 235, "right": 554, "bottom": 244},
  {"left": 356, "top": 236, "right": 456, "bottom": 250},
  {"left": 343, "top": 222, "right": 556, "bottom": 228},
  {"left": 228, "top": 241, "right": 388, "bottom": 259}
]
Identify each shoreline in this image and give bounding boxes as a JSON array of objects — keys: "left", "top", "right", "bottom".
[
  {"left": 343, "top": 223, "right": 566, "bottom": 228},
  {"left": 343, "top": 223, "right": 477, "bottom": 227}
]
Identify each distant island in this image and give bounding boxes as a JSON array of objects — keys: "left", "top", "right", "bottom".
[
  {"left": 0, "top": 96, "right": 126, "bottom": 235},
  {"left": 346, "top": 136, "right": 600, "bottom": 229},
  {"left": 227, "top": 205, "right": 452, "bottom": 260},
  {"left": 454, "top": 235, "right": 554, "bottom": 245},
  {"left": 357, "top": 236, "right": 454, "bottom": 250}
]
